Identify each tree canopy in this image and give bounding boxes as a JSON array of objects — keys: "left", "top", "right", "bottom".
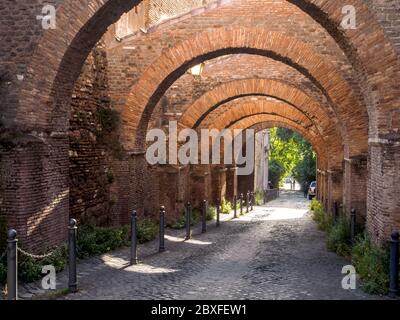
[{"left": 268, "top": 128, "right": 316, "bottom": 189}]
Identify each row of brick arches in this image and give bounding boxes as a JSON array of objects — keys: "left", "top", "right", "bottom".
[{"left": 0, "top": 0, "right": 399, "bottom": 252}]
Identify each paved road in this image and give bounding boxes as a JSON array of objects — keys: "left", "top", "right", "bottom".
[{"left": 19, "top": 191, "right": 383, "bottom": 300}]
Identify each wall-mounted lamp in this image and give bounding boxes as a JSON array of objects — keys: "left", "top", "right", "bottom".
[{"left": 189, "top": 63, "right": 205, "bottom": 77}]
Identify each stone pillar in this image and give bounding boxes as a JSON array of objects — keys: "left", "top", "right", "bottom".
[
  {"left": 367, "top": 142, "right": 400, "bottom": 243},
  {"left": 254, "top": 130, "right": 269, "bottom": 192},
  {"left": 343, "top": 155, "right": 367, "bottom": 221}
]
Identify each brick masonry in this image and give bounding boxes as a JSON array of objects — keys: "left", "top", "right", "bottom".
[{"left": 0, "top": 0, "right": 399, "bottom": 250}]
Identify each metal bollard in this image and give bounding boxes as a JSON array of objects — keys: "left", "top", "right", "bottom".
[
  {"left": 246, "top": 192, "right": 250, "bottom": 213},
  {"left": 389, "top": 231, "right": 399, "bottom": 298},
  {"left": 130, "top": 210, "right": 138, "bottom": 265},
  {"left": 240, "top": 193, "right": 244, "bottom": 215},
  {"left": 7, "top": 229, "right": 18, "bottom": 300},
  {"left": 216, "top": 198, "right": 221, "bottom": 227},
  {"left": 68, "top": 219, "right": 78, "bottom": 293},
  {"left": 185, "top": 202, "right": 192, "bottom": 240},
  {"left": 202, "top": 200, "right": 207, "bottom": 233},
  {"left": 159, "top": 206, "right": 166, "bottom": 252},
  {"left": 233, "top": 195, "right": 237, "bottom": 219},
  {"left": 333, "top": 201, "right": 338, "bottom": 222},
  {"left": 250, "top": 192, "right": 254, "bottom": 211},
  {"left": 350, "top": 209, "right": 356, "bottom": 242}
]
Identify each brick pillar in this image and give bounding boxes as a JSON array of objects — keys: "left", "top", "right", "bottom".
[
  {"left": 154, "top": 164, "right": 188, "bottom": 225},
  {"left": 327, "top": 169, "right": 343, "bottom": 214},
  {"left": 343, "top": 155, "right": 367, "bottom": 221},
  {"left": 226, "top": 166, "right": 238, "bottom": 203},
  {"left": 211, "top": 166, "right": 227, "bottom": 203},
  {"left": 367, "top": 142, "right": 400, "bottom": 243},
  {"left": 0, "top": 134, "right": 69, "bottom": 252},
  {"left": 190, "top": 166, "right": 211, "bottom": 209}
]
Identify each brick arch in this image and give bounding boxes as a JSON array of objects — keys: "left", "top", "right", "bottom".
[
  {"left": 227, "top": 115, "right": 327, "bottom": 169},
  {"left": 178, "top": 78, "right": 343, "bottom": 149},
  {"left": 122, "top": 28, "right": 368, "bottom": 157},
  {"left": 7, "top": 0, "right": 398, "bottom": 139}
]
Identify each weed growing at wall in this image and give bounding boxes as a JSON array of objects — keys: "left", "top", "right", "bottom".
[
  {"left": 0, "top": 221, "right": 160, "bottom": 285},
  {"left": 207, "top": 206, "right": 217, "bottom": 221},
  {"left": 136, "top": 219, "right": 158, "bottom": 244},
  {"left": 255, "top": 191, "right": 263, "bottom": 205},
  {"left": 310, "top": 199, "right": 390, "bottom": 294},
  {"left": 169, "top": 208, "right": 201, "bottom": 229},
  {"left": 221, "top": 199, "right": 232, "bottom": 214},
  {"left": 351, "top": 233, "right": 390, "bottom": 294},
  {"left": 326, "top": 215, "right": 351, "bottom": 257}
]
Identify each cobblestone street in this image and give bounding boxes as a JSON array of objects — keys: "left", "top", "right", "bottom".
[{"left": 20, "top": 191, "right": 383, "bottom": 300}]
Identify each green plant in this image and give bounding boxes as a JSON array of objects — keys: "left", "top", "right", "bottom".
[
  {"left": 310, "top": 199, "right": 332, "bottom": 231},
  {"left": 255, "top": 191, "right": 263, "bottom": 205},
  {"left": 326, "top": 215, "right": 351, "bottom": 257},
  {"left": 207, "top": 206, "right": 216, "bottom": 221},
  {"left": 17, "top": 244, "right": 68, "bottom": 283},
  {"left": 169, "top": 208, "right": 201, "bottom": 229},
  {"left": 97, "top": 106, "right": 119, "bottom": 132},
  {"left": 351, "top": 233, "right": 390, "bottom": 294},
  {"left": 137, "top": 218, "right": 158, "bottom": 244},
  {"left": 220, "top": 199, "right": 232, "bottom": 214},
  {"left": 77, "top": 224, "right": 129, "bottom": 258}
]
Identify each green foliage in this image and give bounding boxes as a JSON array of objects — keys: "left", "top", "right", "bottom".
[
  {"left": 310, "top": 199, "right": 390, "bottom": 295},
  {"left": 254, "top": 191, "right": 264, "bottom": 205},
  {"left": 169, "top": 208, "right": 201, "bottom": 229},
  {"left": 351, "top": 233, "right": 390, "bottom": 294},
  {"left": 18, "top": 245, "right": 68, "bottom": 283},
  {"left": 77, "top": 224, "right": 130, "bottom": 258},
  {"left": 137, "top": 218, "right": 158, "bottom": 244},
  {"left": 326, "top": 215, "right": 351, "bottom": 257},
  {"left": 220, "top": 199, "right": 232, "bottom": 214},
  {"left": 268, "top": 128, "right": 316, "bottom": 188},
  {"left": 268, "top": 159, "right": 285, "bottom": 188},
  {"left": 97, "top": 106, "right": 119, "bottom": 132},
  {"left": 0, "top": 220, "right": 160, "bottom": 285},
  {"left": 207, "top": 206, "right": 217, "bottom": 221},
  {"left": 310, "top": 199, "right": 332, "bottom": 231},
  {"left": 96, "top": 106, "right": 125, "bottom": 160}
]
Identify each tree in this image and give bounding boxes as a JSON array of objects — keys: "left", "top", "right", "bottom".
[{"left": 268, "top": 128, "right": 316, "bottom": 188}]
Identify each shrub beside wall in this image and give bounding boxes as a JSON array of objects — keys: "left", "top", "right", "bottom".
[{"left": 310, "top": 199, "right": 390, "bottom": 294}]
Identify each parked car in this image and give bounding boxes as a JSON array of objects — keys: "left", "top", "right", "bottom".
[{"left": 308, "top": 181, "right": 317, "bottom": 200}]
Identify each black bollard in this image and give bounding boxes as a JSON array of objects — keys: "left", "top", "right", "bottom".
[
  {"left": 130, "top": 210, "right": 138, "bottom": 265},
  {"left": 263, "top": 190, "right": 266, "bottom": 205},
  {"left": 389, "top": 231, "right": 399, "bottom": 298},
  {"left": 202, "top": 200, "right": 207, "bottom": 233},
  {"left": 216, "top": 198, "right": 221, "bottom": 227},
  {"left": 7, "top": 229, "right": 18, "bottom": 300},
  {"left": 246, "top": 192, "right": 250, "bottom": 213},
  {"left": 350, "top": 209, "right": 356, "bottom": 242},
  {"left": 159, "top": 206, "right": 166, "bottom": 252},
  {"left": 250, "top": 192, "right": 254, "bottom": 211},
  {"left": 68, "top": 219, "right": 78, "bottom": 293},
  {"left": 233, "top": 195, "right": 237, "bottom": 218},
  {"left": 185, "top": 202, "right": 192, "bottom": 240},
  {"left": 240, "top": 193, "right": 244, "bottom": 215}
]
